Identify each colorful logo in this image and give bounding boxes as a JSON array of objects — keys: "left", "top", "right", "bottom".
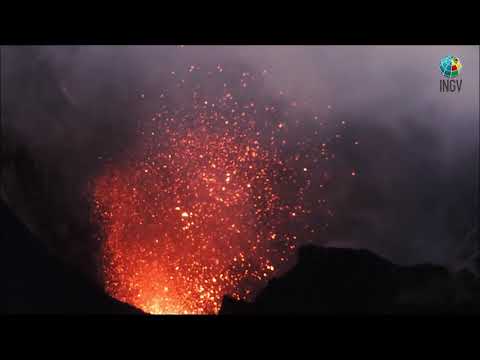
[{"left": 439, "top": 56, "right": 462, "bottom": 78}]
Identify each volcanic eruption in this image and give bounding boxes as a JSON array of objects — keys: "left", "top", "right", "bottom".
[{"left": 92, "top": 68, "right": 334, "bottom": 314}]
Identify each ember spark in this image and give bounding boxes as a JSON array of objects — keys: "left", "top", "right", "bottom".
[{"left": 92, "top": 68, "right": 332, "bottom": 314}]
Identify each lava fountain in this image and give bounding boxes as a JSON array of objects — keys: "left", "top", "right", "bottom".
[{"left": 92, "top": 70, "right": 331, "bottom": 314}]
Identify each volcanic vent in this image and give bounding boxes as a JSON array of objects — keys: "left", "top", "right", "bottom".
[{"left": 92, "top": 70, "right": 333, "bottom": 314}]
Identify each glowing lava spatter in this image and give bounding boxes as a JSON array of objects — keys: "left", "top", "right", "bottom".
[{"left": 92, "top": 69, "right": 332, "bottom": 314}]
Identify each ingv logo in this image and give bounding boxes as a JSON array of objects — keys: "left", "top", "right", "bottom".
[{"left": 439, "top": 56, "right": 463, "bottom": 93}]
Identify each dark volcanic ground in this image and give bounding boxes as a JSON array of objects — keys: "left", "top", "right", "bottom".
[
  {"left": 220, "top": 245, "right": 480, "bottom": 315},
  {"left": 2, "top": 198, "right": 480, "bottom": 315},
  {"left": 1, "top": 200, "right": 142, "bottom": 314}
]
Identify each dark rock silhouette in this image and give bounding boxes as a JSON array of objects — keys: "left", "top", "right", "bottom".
[
  {"left": 220, "top": 245, "right": 480, "bottom": 314},
  {"left": 1, "top": 200, "right": 142, "bottom": 314},
  {"left": 3, "top": 195, "right": 479, "bottom": 315}
]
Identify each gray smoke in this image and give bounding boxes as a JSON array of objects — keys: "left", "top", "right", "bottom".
[{"left": 1, "top": 46, "right": 478, "bottom": 279}]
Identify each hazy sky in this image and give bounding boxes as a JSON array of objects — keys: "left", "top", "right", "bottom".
[{"left": 2, "top": 46, "right": 478, "bottom": 276}]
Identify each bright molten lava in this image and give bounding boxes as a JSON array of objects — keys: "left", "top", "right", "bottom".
[{"left": 91, "top": 73, "right": 326, "bottom": 314}]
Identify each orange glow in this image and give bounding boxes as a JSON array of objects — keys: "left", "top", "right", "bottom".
[{"left": 91, "top": 69, "right": 333, "bottom": 314}]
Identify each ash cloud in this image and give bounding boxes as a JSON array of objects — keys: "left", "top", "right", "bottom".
[{"left": 1, "top": 46, "right": 478, "bottom": 279}]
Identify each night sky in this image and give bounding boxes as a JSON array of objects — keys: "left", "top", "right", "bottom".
[{"left": 1, "top": 46, "right": 478, "bottom": 312}]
